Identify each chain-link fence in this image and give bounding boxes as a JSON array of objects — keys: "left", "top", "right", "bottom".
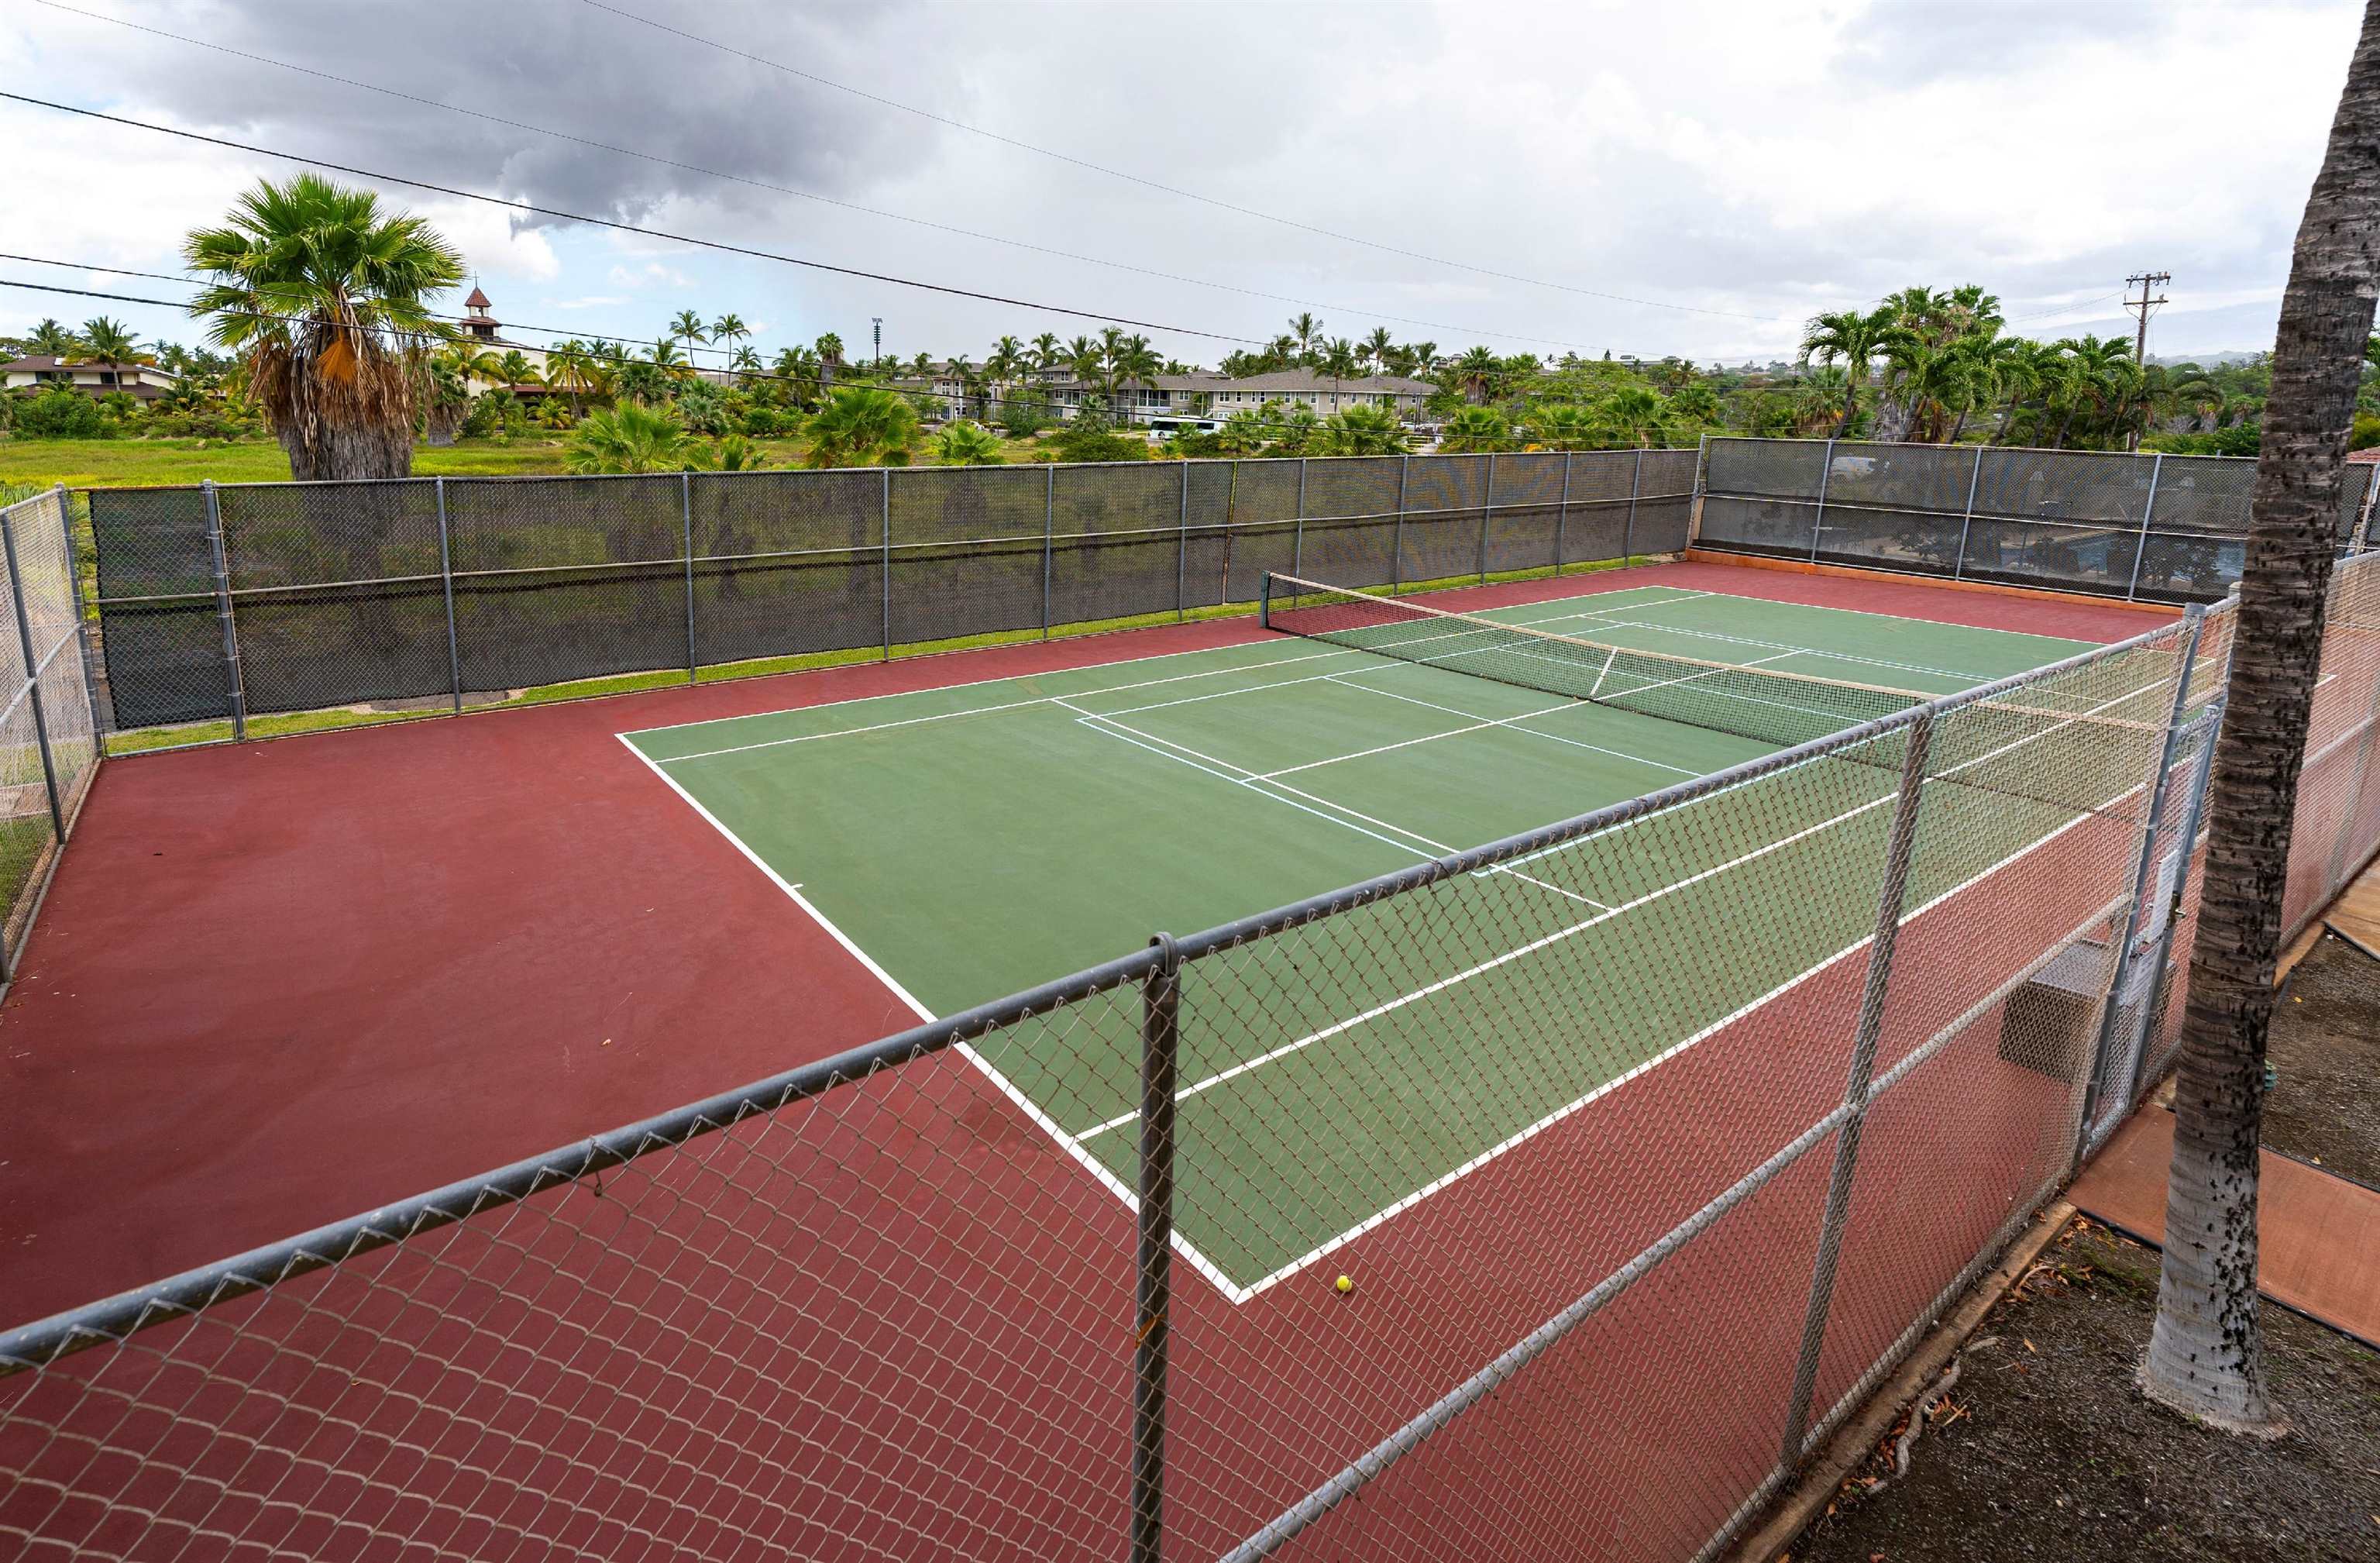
[
  {"left": 29, "top": 576, "right": 2369, "bottom": 1563},
  {"left": 0, "top": 488, "right": 100, "bottom": 975},
  {"left": 1695, "top": 437, "right": 2378, "bottom": 603},
  {"left": 82, "top": 449, "right": 1696, "bottom": 745}
]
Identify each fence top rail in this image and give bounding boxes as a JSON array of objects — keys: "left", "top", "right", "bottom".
[
  {"left": 1706, "top": 434, "right": 2256, "bottom": 466},
  {"left": 3, "top": 573, "right": 2190, "bottom": 1375},
  {"left": 74, "top": 446, "right": 1687, "bottom": 500}
]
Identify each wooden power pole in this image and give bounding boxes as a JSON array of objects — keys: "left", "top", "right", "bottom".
[{"left": 2126, "top": 270, "right": 2172, "bottom": 363}]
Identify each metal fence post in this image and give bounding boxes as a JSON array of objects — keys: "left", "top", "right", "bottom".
[
  {"left": 0, "top": 503, "right": 67, "bottom": 840},
  {"left": 2124, "top": 687, "right": 2228, "bottom": 1113},
  {"left": 1555, "top": 450, "right": 1573, "bottom": 572},
  {"left": 2124, "top": 452, "right": 2164, "bottom": 601},
  {"left": 2323, "top": 625, "right": 2380, "bottom": 892},
  {"left": 53, "top": 485, "right": 105, "bottom": 742},
  {"left": 1477, "top": 453, "right": 1496, "bottom": 584},
  {"left": 1130, "top": 932, "right": 1183, "bottom": 1563},
  {"left": 434, "top": 477, "right": 462, "bottom": 714},
  {"left": 1808, "top": 439, "right": 1836, "bottom": 563},
  {"left": 1779, "top": 708, "right": 1935, "bottom": 1461},
  {"left": 680, "top": 471, "right": 699, "bottom": 681},
  {"left": 201, "top": 480, "right": 246, "bottom": 742},
  {"left": 1042, "top": 464, "right": 1057, "bottom": 639},
  {"left": 2359, "top": 462, "right": 2380, "bottom": 553},
  {"left": 1952, "top": 445, "right": 1985, "bottom": 581},
  {"left": 1624, "top": 447, "right": 1645, "bottom": 565},
  {"left": 1392, "top": 453, "right": 1410, "bottom": 594},
  {"left": 1176, "top": 461, "right": 1190, "bottom": 621},
  {"left": 2075, "top": 604, "right": 2206, "bottom": 1157},
  {"left": 1292, "top": 458, "right": 1308, "bottom": 581},
  {"left": 881, "top": 467, "right": 893, "bottom": 661}
]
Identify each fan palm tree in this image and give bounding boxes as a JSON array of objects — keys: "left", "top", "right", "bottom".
[
  {"left": 1798, "top": 305, "right": 1897, "bottom": 438},
  {"left": 184, "top": 171, "right": 464, "bottom": 480},
  {"left": 1439, "top": 405, "right": 1514, "bottom": 453},
  {"left": 1522, "top": 403, "right": 1596, "bottom": 451},
  {"left": 1592, "top": 386, "right": 1677, "bottom": 449},
  {"left": 934, "top": 418, "right": 1005, "bottom": 465},
  {"left": 703, "top": 432, "right": 769, "bottom": 472},
  {"left": 804, "top": 386, "right": 917, "bottom": 468},
  {"left": 566, "top": 401, "right": 699, "bottom": 473},
  {"left": 1319, "top": 403, "right": 1408, "bottom": 456}
]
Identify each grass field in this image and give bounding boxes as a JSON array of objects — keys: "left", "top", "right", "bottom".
[{"left": 621, "top": 581, "right": 2161, "bottom": 1296}]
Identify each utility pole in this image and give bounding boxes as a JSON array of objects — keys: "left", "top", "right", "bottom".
[
  {"left": 2124, "top": 271, "right": 2170, "bottom": 364},
  {"left": 2124, "top": 272, "right": 2171, "bottom": 450}
]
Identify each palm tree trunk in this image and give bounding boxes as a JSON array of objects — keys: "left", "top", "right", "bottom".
[
  {"left": 2141, "top": 1, "right": 2380, "bottom": 1433},
  {"left": 1834, "top": 384, "right": 1858, "bottom": 438},
  {"left": 1948, "top": 402, "right": 1969, "bottom": 444}
]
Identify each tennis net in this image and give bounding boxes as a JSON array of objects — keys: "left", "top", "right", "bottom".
[{"left": 1260, "top": 574, "right": 2173, "bottom": 817}]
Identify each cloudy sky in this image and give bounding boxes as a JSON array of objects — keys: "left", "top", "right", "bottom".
[{"left": 0, "top": 0, "right": 2365, "bottom": 372}]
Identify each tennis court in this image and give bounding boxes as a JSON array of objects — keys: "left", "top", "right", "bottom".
[{"left": 621, "top": 578, "right": 2168, "bottom": 1296}]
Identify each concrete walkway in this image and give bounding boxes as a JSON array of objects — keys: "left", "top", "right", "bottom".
[{"left": 2070, "top": 1106, "right": 2380, "bottom": 1347}]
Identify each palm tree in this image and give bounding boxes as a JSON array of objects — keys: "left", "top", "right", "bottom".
[
  {"left": 1592, "top": 386, "right": 1676, "bottom": 449},
  {"left": 1287, "top": 312, "right": 1323, "bottom": 363},
  {"left": 545, "top": 339, "right": 596, "bottom": 417},
  {"left": 1447, "top": 346, "right": 1502, "bottom": 405},
  {"left": 987, "top": 336, "right": 1027, "bottom": 383},
  {"left": 1030, "top": 332, "right": 1061, "bottom": 371},
  {"left": 2145, "top": 4, "right": 2380, "bottom": 1434},
  {"left": 934, "top": 418, "right": 1005, "bottom": 465},
  {"left": 772, "top": 345, "right": 822, "bottom": 408},
  {"left": 709, "top": 312, "right": 749, "bottom": 363},
  {"left": 1104, "top": 331, "right": 1161, "bottom": 422},
  {"left": 804, "top": 385, "right": 917, "bottom": 467},
  {"left": 1439, "top": 405, "right": 1514, "bottom": 453},
  {"left": 2047, "top": 335, "right": 2133, "bottom": 447},
  {"left": 1406, "top": 340, "right": 1439, "bottom": 374},
  {"left": 1799, "top": 305, "right": 1897, "bottom": 438},
  {"left": 566, "top": 401, "right": 699, "bottom": 473},
  {"left": 493, "top": 349, "right": 543, "bottom": 391},
  {"left": 815, "top": 332, "right": 845, "bottom": 391},
  {"left": 1361, "top": 326, "right": 1394, "bottom": 374},
  {"left": 669, "top": 310, "right": 709, "bottom": 363},
  {"left": 1319, "top": 338, "right": 1360, "bottom": 413},
  {"left": 77, "top": 317, "right": 147, "bottom": 364},
  {"left": 945, "top": 353, "right": 977, "bottom": 419},
  {"left": 1320, "top": 403, "right": 1408, "bottom": 456},
  {"left": 703, "top": 432, "right": 769, "bottom": 472},
  {"left": 1522, "top": 403, "right": 1596, "bottom": 451},
  {"left": 26, "top": 318, "right": 78, "bottom": 357},
  {"left": 184, "top": 172, "right": 464, "bottom": 480}
]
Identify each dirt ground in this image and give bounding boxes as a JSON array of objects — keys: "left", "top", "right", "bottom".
[{"left": 1782, "top": 935, "right": 2380, "bottom": 1563}]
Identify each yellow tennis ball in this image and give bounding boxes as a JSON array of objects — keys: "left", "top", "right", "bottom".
[{"left": 1335, "top": 1274, "right": 1353, "bottom": 1294}]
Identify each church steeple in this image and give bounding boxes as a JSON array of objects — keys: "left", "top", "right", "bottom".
[{"left": 459, "top": 280, "right": 499, "bottom": 342}]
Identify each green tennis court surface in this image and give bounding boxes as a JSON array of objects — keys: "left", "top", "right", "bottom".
[{"left": 622, "top": 582, "right": 2156, "bottom": 1296}]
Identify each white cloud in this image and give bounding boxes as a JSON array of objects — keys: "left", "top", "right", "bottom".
[{"left": 548, "top": 295, "right": 631, "bottom": 310}]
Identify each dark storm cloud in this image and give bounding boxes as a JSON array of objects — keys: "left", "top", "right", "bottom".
[{"left": 63, "top": 0, "right": 945, "bottom": 226}]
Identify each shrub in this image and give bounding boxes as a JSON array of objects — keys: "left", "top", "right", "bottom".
[
  {"left": 1051, "top": 411, "right": 1145, "bottom": 464},
  {"left": 13, "top": 386, "right": 105, "bottom": 439}
]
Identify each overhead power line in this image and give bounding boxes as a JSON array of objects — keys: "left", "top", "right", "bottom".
[
  {"left": 26, "top": 0, "right": 1603, "bottom": 355},
  {"left": 574, "top": 0, "right": 1789, "bottom": 325},
  {"left": 0, "top": 91, "right": 1266, "bottom": 346}
]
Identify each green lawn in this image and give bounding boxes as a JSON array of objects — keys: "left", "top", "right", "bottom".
[{"left": 622, "top": 584, "right": 2137, "bottom": 1293}]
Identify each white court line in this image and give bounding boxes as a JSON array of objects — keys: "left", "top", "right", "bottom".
[
  {"left": 1054, "top": 698, "right": 1611, "bottom": 914},
  {"left": 1509, "top": 607, "right": 2019, "bottom": 686},
  {"left": 1068, "top": 666, "right": 2171, "bottom": 1296},
  {"left": 612, "top": 731, "right": 1254, "bottom": 1300},
  {"left": 1312, "top": 676, "right": 1706, "bottom": 777},
  {"left": 1254, "top": 696, "right": 1586, "bottom": 780}
]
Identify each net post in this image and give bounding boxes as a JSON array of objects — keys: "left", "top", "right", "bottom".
[
  {"left": 2074, "top": 604, "right": 2206, "bottom": 1162},
  {"left": 2124, "top": 452, "right": 2162, "bottom": 601},
  {"left": 54, "top": 484, "right": 105, "bottom": 748},
  {"left": 1690, "top": 431, "right": 1709, "bottom": 546},
  {"left": 1478, "top": 452, "right": 1494, "bottom": 584},
  {"left": 201, "top": 480, "right": 246, "bottom": 742},
  {"left": 1292, "top": 457, "right": 1307, "bottom": 580},
  {"left": 435, "top": 477, "right": 462, "bottom": 714},
  {"left": 880, "top": 467, "right": 893, "bottom": 662},
  {"left": 1260, "top": 570, "right": 1271, "bottom": 629},
  {"left": 1130, "top": 931, "right": 1183, "bottom": 1563},
  {"left": 1042, "top": 463, "right": 1056, "bottom": 640},
  {"left": 1392, "top": 453, "right": 1410, "bottom": 594},
  {"left": 1623, "top": 446, "right": 1643, "bottom": 564},
  {"left": 1555, "top": 449, "right": 1573, "bottom": 572},
  {"left": 1952, "top": 444, "right": 1983, "bottom": 580},
  {"left": 0, "top": 501, "right": 67, "bottom": 841},
  {"left": 1808, "top": 438, "right": 1835, "bottom": 563},
  {"left": 1176, "top": 460, "right": 1190, "bottom": 622},
  {"left": 680, "top": 471, "right": 698, "bottom": 682},
  {"left": 1779, "top": 707, "right": 1935, "bottom": 1463}
]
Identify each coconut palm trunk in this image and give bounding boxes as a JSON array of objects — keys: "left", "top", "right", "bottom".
[{"left": 2141, "top": 0, "right": 2380, "bottom": 1432}]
